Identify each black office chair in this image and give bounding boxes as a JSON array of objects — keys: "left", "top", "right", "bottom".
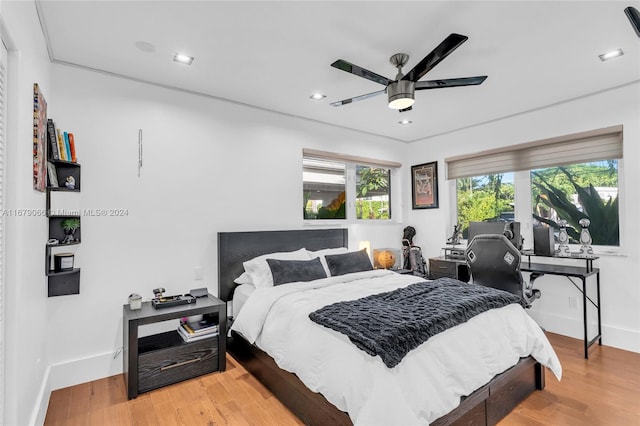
[{"left": 465, "top": 234, "right": 541, "bottom": 308}]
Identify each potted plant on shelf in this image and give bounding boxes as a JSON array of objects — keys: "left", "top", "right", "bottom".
[{"left": 61, "top": 218, "right": 80, "bottom": 244}]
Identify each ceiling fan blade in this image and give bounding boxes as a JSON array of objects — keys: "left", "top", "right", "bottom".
[
  {"left": 331, "top": 59, "right": 392, "bottom": 87},
  {"left": 330, "top": 89, "right": 386, "bottom": 107},
  {"left": 415, "top": 76, "right": 487, "bottom": 90},
  {"left": 402, "top": 33, "right": 469, "bottom": 82}
]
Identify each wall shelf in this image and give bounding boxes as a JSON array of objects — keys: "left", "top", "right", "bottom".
[
  {"left": 46, "top": 267, "right": 81, "bottom": 277},
  {"left": 46, "top": 160, "right": 81, "bottom": 297}
]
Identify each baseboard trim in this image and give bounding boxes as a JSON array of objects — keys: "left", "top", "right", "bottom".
[
  {"left": 30, "top": 350, "right": 123, "bottom": 426},
  {"left": 528, "top": 310, "right": 640, "bottom": 353},
  {"left": 30, "top": 363, "right": 51, "bottom": 426}
]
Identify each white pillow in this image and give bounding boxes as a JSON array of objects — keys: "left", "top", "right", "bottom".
[
  {"left": 233, "top": 272, "right": 253, "bottom": 285},
  {"left": 307, "top": 247, "right": 349, "bottom": 276},
  {"left": 242, "top": 248, "right": 310, "bottom": 288}
]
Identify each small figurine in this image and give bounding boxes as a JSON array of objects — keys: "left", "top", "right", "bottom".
[
  {"left": 61, "top": 217, "right": 80, "bottom": 244},
  {"left": 578, "top": 218, "right": 594, "bottom": 257},
  {"left": 557, "top": 220, "right": 571, "bottom": 257},
  {"left": 446, "top": 223, "right": 462, "bottom": 245},
  {"left": 64, "top": 176, "right": 75, "bottom": 189}
]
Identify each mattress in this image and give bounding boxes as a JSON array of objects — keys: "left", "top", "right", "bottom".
[{"left": 231, "top": 269, "right": 562, "bottom": 425}]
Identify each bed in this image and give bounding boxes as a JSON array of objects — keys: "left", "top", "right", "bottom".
[{"left": 218, "top": 228, "right": 561, "bottom": 425}]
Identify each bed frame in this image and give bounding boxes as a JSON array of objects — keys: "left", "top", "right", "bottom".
[{"left": 218, "top": 229, "right": 545, "bottom": 425}]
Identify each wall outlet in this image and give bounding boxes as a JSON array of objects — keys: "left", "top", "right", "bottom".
[
  {"left": 568, "top": 296, "right": 578, "bottom": 309},
  {"left": 194, "top": 266, "right": 203, "bottom": 280}
]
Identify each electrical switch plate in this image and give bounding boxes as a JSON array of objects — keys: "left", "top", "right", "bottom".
[{"left": 194, "top": 266, "right": 203, "bottom": 280}]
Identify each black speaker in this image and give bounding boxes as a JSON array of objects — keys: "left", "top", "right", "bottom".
[
  {"left": 625, "top": 6, "right": 640, "bottom": 38},
  {"left": 533, "top": 225, "right": 555, "bottom": 256}
]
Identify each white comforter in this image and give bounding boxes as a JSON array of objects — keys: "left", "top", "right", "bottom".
[{"left": 231, "top": 269, "right": 562, "bottom": 425}]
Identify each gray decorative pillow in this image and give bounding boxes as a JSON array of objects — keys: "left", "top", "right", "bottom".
[
  {"left": 266, "top": 257, "right": 327, "bottom": 285},
  {"left": 325, "top": 249, "right": 373, "bottom": 276}
]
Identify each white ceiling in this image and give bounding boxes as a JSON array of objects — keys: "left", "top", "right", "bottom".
[{"left": 36, "top": 1, "right": 640, "bottom": 142}]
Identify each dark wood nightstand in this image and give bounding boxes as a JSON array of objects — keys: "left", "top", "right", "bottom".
[
  {"left": 428, "top": 257, "right": 470, "bottom": 282},
  {"left": 123, "top": 294, "right": 226, "bottom": 399}
]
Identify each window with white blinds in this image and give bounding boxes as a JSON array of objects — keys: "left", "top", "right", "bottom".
[
  {"left": 445, "top": 125, "right": 623, "bottom": 180},
  {"left": 450, "top": 125, "right": 623, "bottom": 249}
]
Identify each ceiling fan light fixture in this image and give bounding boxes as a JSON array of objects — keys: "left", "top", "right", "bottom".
[{"left": 388, "top": 80, "right": 415, "bottom": 109}]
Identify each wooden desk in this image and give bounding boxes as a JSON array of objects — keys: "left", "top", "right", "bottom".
[{"left": 520, "top": 261, "right": 601, "bottom": 359}]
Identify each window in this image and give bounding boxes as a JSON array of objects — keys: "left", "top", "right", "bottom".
[
  {"left": 532, "top": 161, "right": 619, "bottom": 246},
  {"left": 303, "top": 158, "right": 346, "bottom": 220},
  {"left": 356, "top": 165, "right": 390, "bottom": 220},
  {"left": 302, "top": 149, "right": 399, "bottom": 222},
  {"left": 448, "top": 126, "right": 623, "bottom": 249},
  {"left": 456, "top": 173, "right": 514, "bottom": 238}
]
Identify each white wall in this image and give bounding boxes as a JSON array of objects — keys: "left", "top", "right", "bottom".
[
  {"left": 407, "top": 82, "right": 640, "bottom": 353},
  {"left": 1, "top": 1, "right": 54, "bottom": 425},
  {"left": 3, "top": 6, "right": 407, "bottom": 423},
  {"left": 5, "top": 2, "right": 638, "bottom": 423},
  {"left": 43, "top": 63, "right": 407, "bottom": 385}
]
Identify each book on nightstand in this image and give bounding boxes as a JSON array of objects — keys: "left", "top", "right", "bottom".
[
  {"left": 182, "top": 320, "right": 218, "bottom": 334},
  {"left": 177, "top": 323, "right": 218, "bottom": 342}
]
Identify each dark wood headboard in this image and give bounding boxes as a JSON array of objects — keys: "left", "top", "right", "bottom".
[{"left": 217, "top": 228, "right": 348, "bottom": 302}]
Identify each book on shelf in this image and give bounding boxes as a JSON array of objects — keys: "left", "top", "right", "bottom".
[
  {"left": 63, "top": 132, "right": 71, "bottom": 162},
  {"left": 177, "top": 324, "right": 218, "bottom": 342},
  {"left": 47, "top": 119, "right": 60, "bottom": 160},
  {"left": 56, "top": 129, "right": 67, "bottom": 161},
  {"left": 47, "top": 161, "right": 59, "bottom": 187},
  {"left": 68, "top": 132, "right": 77, "bottom": 162}
]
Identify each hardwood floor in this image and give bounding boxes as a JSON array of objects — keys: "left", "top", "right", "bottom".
[
  {"left": 44, "top": 332, "right": 640, "bottom": 425},
  {"left": 498, "top": 333, "right": 640, "bottom": 426}
]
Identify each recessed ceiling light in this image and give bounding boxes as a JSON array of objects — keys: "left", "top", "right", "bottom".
[
  {"left": 134, "top": 41, "right": 155, "bottom": 53},
  {"left": 598, "top": 49, "right": 623, "bottom": 62},
  {"left": 173, "top": 53, "right": 194, "bottom": 65},
  {"left": 309, "top": 93, "right": 326, "bottom": 101},
  {"left": 398, "top": 119, "right": 412, "bottom": 125}
]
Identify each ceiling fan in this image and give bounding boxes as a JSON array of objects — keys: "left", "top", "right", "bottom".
[{"left": 330, "top": 33, "right": 487, "bottom": 112}]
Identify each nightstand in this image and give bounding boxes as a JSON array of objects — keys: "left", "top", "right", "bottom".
[{"left": 123, "top": 294, "right": 226, "bottom": 399}]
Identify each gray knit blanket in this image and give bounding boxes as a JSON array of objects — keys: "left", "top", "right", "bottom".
[{"left": 309, "top": 278, "right": 521, "bottom": 368}]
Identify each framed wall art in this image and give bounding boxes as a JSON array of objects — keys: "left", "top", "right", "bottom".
[
  {"left": 411, "top": 161, "right": 439, "bottom": 209},
  {"left": 33, "top": 83, "right": 47, "bottom": 192}
]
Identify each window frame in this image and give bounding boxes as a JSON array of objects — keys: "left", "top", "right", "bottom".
[
  {"left": 449, "top": 164, "right": 626, "bottom": 256},
  {"left": 446, "top": 125, "right": 626, "bottom": 255},
  {"left": 302, "top": 150, "right": 400, "bottom": 225},
  {"left": 355, "top": 164, "right": 392, "bottom": 221}
]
